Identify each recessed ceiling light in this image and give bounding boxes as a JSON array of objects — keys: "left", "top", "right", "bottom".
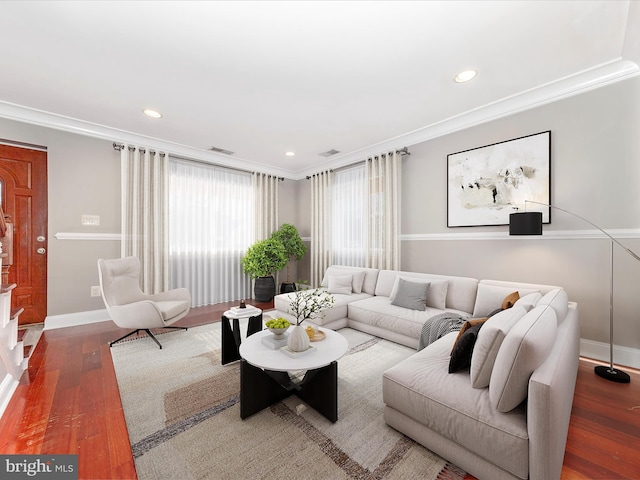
[
  {"left": 454, "top": 70, "right": 477, "bottom": 83},
  {"left": 143, "top": 109, "right": 163, "bottom": 118},
  {"left": 285, "top": 151, "right": 295, "bottom": 157}
]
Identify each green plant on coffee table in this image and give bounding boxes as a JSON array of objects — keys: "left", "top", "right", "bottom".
[{"left": 288, "top": 287, "right": 335, "bottom": 326}]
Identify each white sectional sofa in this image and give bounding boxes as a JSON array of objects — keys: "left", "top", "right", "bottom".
[{"left": 273, "top": 266, "right": 580, "bottom": 480}]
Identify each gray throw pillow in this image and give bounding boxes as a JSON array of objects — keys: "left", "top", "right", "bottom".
[{"left": 390, "top": 278, "right": 429, "bottom": 311}]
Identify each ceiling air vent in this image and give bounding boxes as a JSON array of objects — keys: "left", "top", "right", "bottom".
[
  {"left": 209, "top": 146, "right": 234, "bottom": 155},
  {"left": 318, "top": 149, "right": 340, "bottom": 157}
]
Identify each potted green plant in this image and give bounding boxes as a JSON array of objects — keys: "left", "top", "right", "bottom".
[
  {"left": 271, "top": 223, "right": 307, "bottom": 294},
  {"left": 241, "top": 237, "right": 288, "bottom": 302}
]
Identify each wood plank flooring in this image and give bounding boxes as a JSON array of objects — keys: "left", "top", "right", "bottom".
[{"left": 1, "top": 301, "right": 639, "bottom": 479}]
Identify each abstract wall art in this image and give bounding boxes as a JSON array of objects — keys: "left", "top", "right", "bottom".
[{"left": 447, "top": 131, "right": 551, "bottom": 227}]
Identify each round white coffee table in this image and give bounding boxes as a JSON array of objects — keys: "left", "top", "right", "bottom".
[{"left": 239, "top": 328, "right": 348, "bottom": 422}]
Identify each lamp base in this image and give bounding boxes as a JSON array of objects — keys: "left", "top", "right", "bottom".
[{"left": 594, "top": 365, "right": 631, "bottom": 383}]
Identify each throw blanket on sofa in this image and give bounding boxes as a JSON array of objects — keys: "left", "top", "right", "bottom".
[{"left": 417, "top": 312, "right": 468, "bottom": 351}]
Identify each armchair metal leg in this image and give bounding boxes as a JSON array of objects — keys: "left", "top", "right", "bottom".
[
  {"left": 144, "top": 329, "right": 163, "bottom": 349},
  {"left": 110, "top": 326, "right": 189, "bottom": 349},
  {"left": 110, "top": 329, "right": 145, "bottom": 347}
]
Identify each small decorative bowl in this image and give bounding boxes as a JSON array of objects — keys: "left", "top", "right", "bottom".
[{"left": 268, "top": 326, "right": 289, "bottom": 339}]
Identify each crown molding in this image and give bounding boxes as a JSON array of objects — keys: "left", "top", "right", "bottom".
[
  {"left": 0, "top": 101, "right": 296, "bottom": 180},
  {"left": 294, "top": 59, "right": 640, "bottom": 180},
  {"left": 0, "top": 60, "right": 638, "bottom": 181}
]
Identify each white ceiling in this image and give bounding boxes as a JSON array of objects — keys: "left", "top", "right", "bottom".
[{"left": 0, "top": 1, "right": 638, "bottom": 179}]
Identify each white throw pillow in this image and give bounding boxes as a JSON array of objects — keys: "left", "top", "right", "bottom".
[
  {"left": 351, "top": 270, "right": 366, "bottom": 294},
  {"left": 472, "top": 284, "right": 540, "bottom": 317},
  {"left": 489, "top": 305, "right": 557, "bottom": 412},
  {"left": 513, "top": 292, "right": 543, "bottom": 312},
  {"left": 536, "top": 288, "right": 568, "bottom": 322},
  {"left": 327, "top": 275, "right": 353, "bottom": 295},
  {"left": 321, "top": 269, "right": 366, "bottom": 294},
  {"left": 426, "top": 280, "right": 448, "bottom": 310},
  {"left": 470, "top": 306, "right": 528, "bottom": 389}
]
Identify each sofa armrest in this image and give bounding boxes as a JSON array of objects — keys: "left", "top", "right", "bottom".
[{"left": 527, "top": 303, "right": 580, "bottom": 480}]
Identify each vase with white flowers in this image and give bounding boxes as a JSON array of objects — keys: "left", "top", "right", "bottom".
[{"left": 286, "top": 287, "right": 335, "bottom": 352}]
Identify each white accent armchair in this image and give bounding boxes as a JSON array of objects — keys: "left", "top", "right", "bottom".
[{"left": 98, "top": 256, "right": 191, "bottom": 349}]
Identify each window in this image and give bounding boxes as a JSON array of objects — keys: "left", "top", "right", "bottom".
[
  {"left": 168, "top": 159, "right": 254, "bottom": 306},
  {"left": 332, "top": 165, "right": 366, "bottom": 267}
]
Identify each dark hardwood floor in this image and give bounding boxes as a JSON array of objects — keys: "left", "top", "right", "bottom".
[{"left": 1, "top": 301, "right": 639, "bottom": 479}]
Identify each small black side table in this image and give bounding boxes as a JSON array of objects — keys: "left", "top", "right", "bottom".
[{"left": 221, "top": 307, "right": 263, "bottom": 365}]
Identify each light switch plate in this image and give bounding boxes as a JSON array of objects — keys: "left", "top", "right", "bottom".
[{"left": 82, "top": 214, "right": 100, "bottom": 226}]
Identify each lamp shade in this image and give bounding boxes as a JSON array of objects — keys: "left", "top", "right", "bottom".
[{"left": 509, "top": 212, "right": 543, "bottom": 235}]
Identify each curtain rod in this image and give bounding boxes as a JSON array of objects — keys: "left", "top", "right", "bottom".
[
  {"left": 306, "top": 147, "right": 410, "bottom": 179},
  {"left": 113, "top": 142, "right": 284, "bottom": 181}
]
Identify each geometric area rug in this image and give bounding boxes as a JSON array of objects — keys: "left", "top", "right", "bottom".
[{"left": 110, "top": 322, "right": 468, "bottom": 480}]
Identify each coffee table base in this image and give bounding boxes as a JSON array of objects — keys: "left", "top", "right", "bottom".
[{"left": 240, "top": 359, "right": 338, "bottom": 422}]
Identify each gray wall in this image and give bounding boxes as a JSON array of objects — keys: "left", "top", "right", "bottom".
[
  {"left": 0, "top": 119, "right": 306, "bottom": 317},
  {"left": 296, "top": 75, "right": 640, "bottom": 351},
  {"left": 0, "top": 119, "right": 121, "bottom": 316},
  {"left": 1, "top": 74, "right": 638, "bottom": 354}
]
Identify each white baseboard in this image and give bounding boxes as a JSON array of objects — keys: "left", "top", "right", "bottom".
[
  {"left": 44, "top": 309, "right": 111, "bottom": 330},
  {"left": 0, "top": 373, "right": 18, "bottom": 420},
  {"left": 41, "top": 307, "right": 640, "bottom": 370},
  {"left": 580, "top": 338, "right": 640, "bottom": 370}
]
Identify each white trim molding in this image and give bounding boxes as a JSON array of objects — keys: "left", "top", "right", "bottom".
[
  {"left": 0, "top": 60, "right": 637, "bottom": 181},
  {"left": 41, "top": 306, "right": 640, "bottom": 371},
  {"left": 44, "top": 309, "right": 111, "bottom": 330},
  {"left": 0, "top": 373, "right": 18, "bottom": 421},
  {"left": 54, "top": 232, "right": 121, "bottom": 241},
  {"left": 401, "top": 229, "right": 640, "bottom": 242},
  {"left": 580, "top": 338, "right": 640, "bottom": 371}
]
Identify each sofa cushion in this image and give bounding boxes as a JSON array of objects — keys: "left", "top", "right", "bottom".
[
  {"left": 472, "top": 284, "right": 540, "bottom": 317},
  {"left": 390, "top": 277, "right": 429, "bottom": 311},
  {"left": 449, "top": 322, "right": 484, "bottom": 373},
  {"left": 513, "top": 292, "right": 543, "bottom": 311},
  {"left": 470, "top": 306, "right": 528, "bottom": 388},
  {"left": 383, "top": 333, "right": 529, "bottom": 478},
  {"left": 489, "top": 305, "right": 557, "bottom": 412},
  {"left": 536, "top": 288, "right": 568, "bottom": 322},
  {"left": 347, "top": 296, "right": 462, "bottom": 341},
  {"left": 426, "top": 281, "right": 448, "bottom": 310},
  {"left": 374, "top": 270, "right": 477, "bottom": 313},
  {"left": 321, "top": 265, "right": 378, "bottom": 294},
  {"left": 327, "top": 274, "right": 353, "bottom": 295}
]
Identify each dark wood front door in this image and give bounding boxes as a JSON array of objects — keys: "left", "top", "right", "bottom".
[{"left": 0, "top": 144, "right": 48, "bottom": 325}]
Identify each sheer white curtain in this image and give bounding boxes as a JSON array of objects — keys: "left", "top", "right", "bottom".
[
  {"left": 318, "top": 151, "right": 401, "bottom": 275},
  {"left": 310, "top": 171, "right": 332, "bottom": 287},
  {"left": 121, "top": 146, "right": 169, "bottom": 293},
  {"left": 332, "top": 165, "right": 366, "bottom": 267},
  {"left": 168, "top": 159, "right": 253, "bottom": 306},
  {"left": 367, "top": 151, "right": 401, "bottom": 270},
  {"left": 252, "top": 172, "right": 279, "bottom": 241}
]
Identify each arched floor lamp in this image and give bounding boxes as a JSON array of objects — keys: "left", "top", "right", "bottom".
[{"left": 509, "top": 200, "right": 638, "bottom": 384}]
